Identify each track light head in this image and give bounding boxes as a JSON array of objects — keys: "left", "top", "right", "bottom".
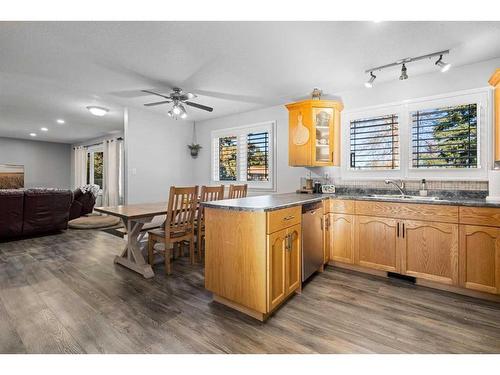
[
  {"left": 435, "top": 54, "right": 451, "bottom": 72},
  {"left": 364, "top": 72, "right": 377, "bottom": 88},
  {"left": 399, "top": 64, "right": 408, "bottom": 80}
]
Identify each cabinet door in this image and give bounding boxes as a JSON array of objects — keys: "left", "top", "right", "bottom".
[
  {"left": 329, "top": 213, "right": 355, "bottom": 264},
  {"left": 312, "top": 107, "right": 334, "bottom": 166},
  {"left": 288, "top": 108, "right": 311, "bottom": 166},
  {"left": 267, "top": 230, "right": 287, "bottom": 311},
  {"left": 401, "top": 220, "right": 459, "bottom": 285},
  {"left": 459, "top": 225, "right": 500, "bottom": 294},
  {"left": 355, "top": 215, "right": 399, "bottom": 272},
  {"left": 285, "top": 224, "right": 301, "bottom": 296}
]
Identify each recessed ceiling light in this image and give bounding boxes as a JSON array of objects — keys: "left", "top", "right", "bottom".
[
  {"left": 40, "top": 127, "right": 48, "bottom": 132},
  {"left": 86, "top": 106, "right": 109, "bottom": 117},
  {"left": 29, "top": 133, "right": 37, "bottom": 137},
  {"left": 56, "top": 119, "right": 65, "bottom": 124}
]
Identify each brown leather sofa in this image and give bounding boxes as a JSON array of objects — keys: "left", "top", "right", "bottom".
[
  {"left": 0, "top": 188, "right": 73, "bottom": 240},
  {"left": 69, "top": 188, "right": 97, "bottom": 221}
]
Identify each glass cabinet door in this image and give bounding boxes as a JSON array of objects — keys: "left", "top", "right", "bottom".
[{"left": 313, "top": 107, "right": 334, "bottom": 163}]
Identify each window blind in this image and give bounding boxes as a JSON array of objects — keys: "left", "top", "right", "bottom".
[
  {"left": 350, "top": 114, "right": 399, "bottom": 170},
  {"left": 411, "top": 104, "right": 477, "bottom": 168},
  {"left": 246, "top": 132, "right": 269, "bottom": 181}
]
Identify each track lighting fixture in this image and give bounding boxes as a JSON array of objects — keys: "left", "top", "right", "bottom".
[
  {"left": 364, "top": 49, "right": 451, "bottom": 87},
  {"left": 364, "top": 72, "right": 376, "bottom": 88},
  {"left": 399, "top": 64, "right": 408, "bottom": 80},
  {"left": 435, "top": 54, "right": 451, "bottom": 72}
]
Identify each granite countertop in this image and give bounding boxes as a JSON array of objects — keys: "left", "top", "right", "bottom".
[{"left": 202, "top": 192, "right": 500, "bottom": 212}]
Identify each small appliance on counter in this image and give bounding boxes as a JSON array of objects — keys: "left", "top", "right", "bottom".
[{"left": 321, "top": 184, "right": 336, "bottom": 194}]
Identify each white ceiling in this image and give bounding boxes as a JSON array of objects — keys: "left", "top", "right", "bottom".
[{"left": 1, "top": 21, "right": 500, "bottom": 143}]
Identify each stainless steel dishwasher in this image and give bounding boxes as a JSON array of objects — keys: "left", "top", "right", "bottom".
[{"left": 301, "top": 202, "right": 324, "bottom": 282}]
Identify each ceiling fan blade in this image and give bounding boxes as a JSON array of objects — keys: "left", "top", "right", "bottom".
[
  {"left": 144, "top": 100, "right": 171, "bottom": 107},
  {"left": 141, "top": 89, "right": 172, "bottom": 100},
  {"left": 185, "top": 101, "right": 214, "bottom": 112}
]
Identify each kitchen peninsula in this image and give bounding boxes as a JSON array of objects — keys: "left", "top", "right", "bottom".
[{"left": 204, "top": 193, "right": 500, "bottom": 321}]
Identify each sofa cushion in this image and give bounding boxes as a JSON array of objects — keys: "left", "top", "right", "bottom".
[
  {"left": 0, "top": 189, "right": 24, "bottom": 238},
  {"left": 22, "top": 188, "right": 73, "bottom": 236}
]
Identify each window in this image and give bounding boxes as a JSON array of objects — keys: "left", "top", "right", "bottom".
[
  {"left": 342, "top": 89, "right": 489, "bottom": 180},
  {"left": 218, "top": 136, "right": 238, "bottom": 181},
  {"left": 411, "top": 104, "right": 478, "bottom": 169},
  {"left": 87, "top": 148, "right": 104, "bottom": 189},
  {"left": 212, "top": 122, "right": 275, "bottom": 190},
  {"left": 350, "top": 114, "right": 399, "bottom": 170},
  {"left": 247, "top": 132, "right": 269, "bottom": 181}
]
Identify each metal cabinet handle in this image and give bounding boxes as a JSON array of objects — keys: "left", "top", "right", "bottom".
[
  {"left": 397, "top": 222, "right": 400, "bottom": 237},
  {"left": 402, "top": 223, "right": 405, "bottom": 238},
  {"left": 283, "top": 215, "right": 295, "bottom": 221}
]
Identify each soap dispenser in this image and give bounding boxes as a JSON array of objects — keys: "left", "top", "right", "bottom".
[{"left": 419, "top": 179, "right": 428, "bottom": 197}]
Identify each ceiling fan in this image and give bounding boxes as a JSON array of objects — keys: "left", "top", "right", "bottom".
[{"left": 142, "top": 88, "right": 213, "bottom": 119}]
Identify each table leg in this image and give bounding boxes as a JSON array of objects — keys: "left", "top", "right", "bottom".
[{"left": 114, "top": 217, "right": 155, "bottom": 279}]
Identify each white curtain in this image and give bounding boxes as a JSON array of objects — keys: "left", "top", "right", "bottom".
[
  {"left": 73, "top": 146, "right": 87, "bottom": 188},
  {"left": 103, "top": 138, "right": 122, "bottom": 206}
]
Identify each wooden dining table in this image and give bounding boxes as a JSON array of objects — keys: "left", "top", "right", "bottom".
[{"left": 95, "top": 203, "right": 167, "bottom": 278}]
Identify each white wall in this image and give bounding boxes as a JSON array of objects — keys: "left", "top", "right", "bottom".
[
  {"left": 193, "top": 58, "right": 500, "bottom": 193},
  {"left": 125, "top": 107, "right": 195, "bottom": 203},
  {"left": 0, "top": 136, "right": 71, "bottom": 188}
]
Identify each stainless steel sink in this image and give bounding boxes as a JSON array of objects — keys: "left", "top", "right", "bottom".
[{"left": 368, "top": 194, "right": 441, "bottom": 201}]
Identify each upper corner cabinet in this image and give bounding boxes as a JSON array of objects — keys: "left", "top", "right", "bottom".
[
  {"left": 286, "top": 99, "right": 344, "bottom": 167},
  {"left": 489, "top": 69, "right": 500, "bottom": 163}
]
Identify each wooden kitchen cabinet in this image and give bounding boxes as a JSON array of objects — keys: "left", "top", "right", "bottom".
[
  {"left": 329, "top": 213, "right": 355, "bottom": 264},
  {"left": 400, "top": 220, "right": 459, "bottom": 285},
  {"left": 354, "top": 215, "right": 400, "bottom": 272},
  {"left": 489, "top": 69, "right": 500, "bottom": 162},
  {"left": 459, "top": 225, "right": 500, "bottom": 294},
  {"left": 285, "top": 99, "right": 343, "bottom": 167},
  {"left": 267, "top": 224, "right": 301, "bottom": 311}
]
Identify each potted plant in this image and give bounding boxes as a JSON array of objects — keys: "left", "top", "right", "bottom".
[{"left": 188, "top": 143, "right": 202, "bottom": 158}]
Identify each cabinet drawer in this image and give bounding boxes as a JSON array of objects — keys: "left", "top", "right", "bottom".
[
  {"left": 267, "top": 206, "right": 301, "bottom": 234},
  {"left": 459, "top": 207, "right": 500, "bottom": 227},
  {"left": 355, "top": 201, "right": 458, "bottom": 223},
  {"left": 324, "top": 199, "right": 355, "bottom": 214}
]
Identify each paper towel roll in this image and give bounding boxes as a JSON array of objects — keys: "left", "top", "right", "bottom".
[{"left": 486, "top": 170, "right": 500, "bottom": 201}]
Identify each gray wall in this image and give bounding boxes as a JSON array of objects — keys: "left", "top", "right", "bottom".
[
  {"left": 0, "top": 137, "right": 71, "bottom": 189},
  {"left": 125, "top": 107, "right": 194, "bottom": 204}
]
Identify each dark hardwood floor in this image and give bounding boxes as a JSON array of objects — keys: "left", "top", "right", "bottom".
[{"left": 0, "top": 229, "right": 499, "bottom": 354}]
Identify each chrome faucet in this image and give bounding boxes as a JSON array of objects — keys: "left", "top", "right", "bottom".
[{"left": 384, "top": 179, "right": 407, "bottom": 196}]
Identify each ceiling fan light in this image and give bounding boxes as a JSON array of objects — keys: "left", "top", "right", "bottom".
[
  {"left": 87, "top": 106, "right": 109, "bottom": 117},
  {"left": 399, "top": 64, "right": 408, "bottom": 80},
  {"left": 167, "top": 110, "right": 173, "bottom": 117},
  {"left": 435, "top": 55, "right": 451, "bottom": 72},
  {"left": 364, "top": 72, "right": 376, "bottom": 88},
  {"left": 180, "top": 112, "right": 187, "bottom": 119},
  {"left": 172, "top": 105, "right": 181, "bottom": 115}
]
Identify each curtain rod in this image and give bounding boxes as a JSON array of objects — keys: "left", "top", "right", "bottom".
[{"left": 74, "top": 137, "right": 123, "bottom": 149}]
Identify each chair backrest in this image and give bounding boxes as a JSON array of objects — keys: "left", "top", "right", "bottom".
[
  {"left": 197, "top": 185, "right": 225, "bottom": 224},
  {"left": 228, "top": 184, "right": 248, "bottom": 199},
  {"left": 165, "top": 185, "right": 199, "bottom": 235}
]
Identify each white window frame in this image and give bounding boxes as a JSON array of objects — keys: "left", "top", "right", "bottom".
[
  {"left": 341, "top": 88, "right": 491, "bottom": 181},
  {"left": 87, "top": 145, "right": 104, "bottom": 193},
  {"left": 211, "top": 121, "right": 276, "bottom": 191}
]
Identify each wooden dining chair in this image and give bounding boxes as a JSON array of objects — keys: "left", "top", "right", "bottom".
[
  {"left": 196, "top": 185, "right": 225, "bottom": 262},
  {"left": 148, "top": 185, "right": 199, "bottom": 275},
  {"left": 228, "top": 184, "right": 248, "bottom": 199}
]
